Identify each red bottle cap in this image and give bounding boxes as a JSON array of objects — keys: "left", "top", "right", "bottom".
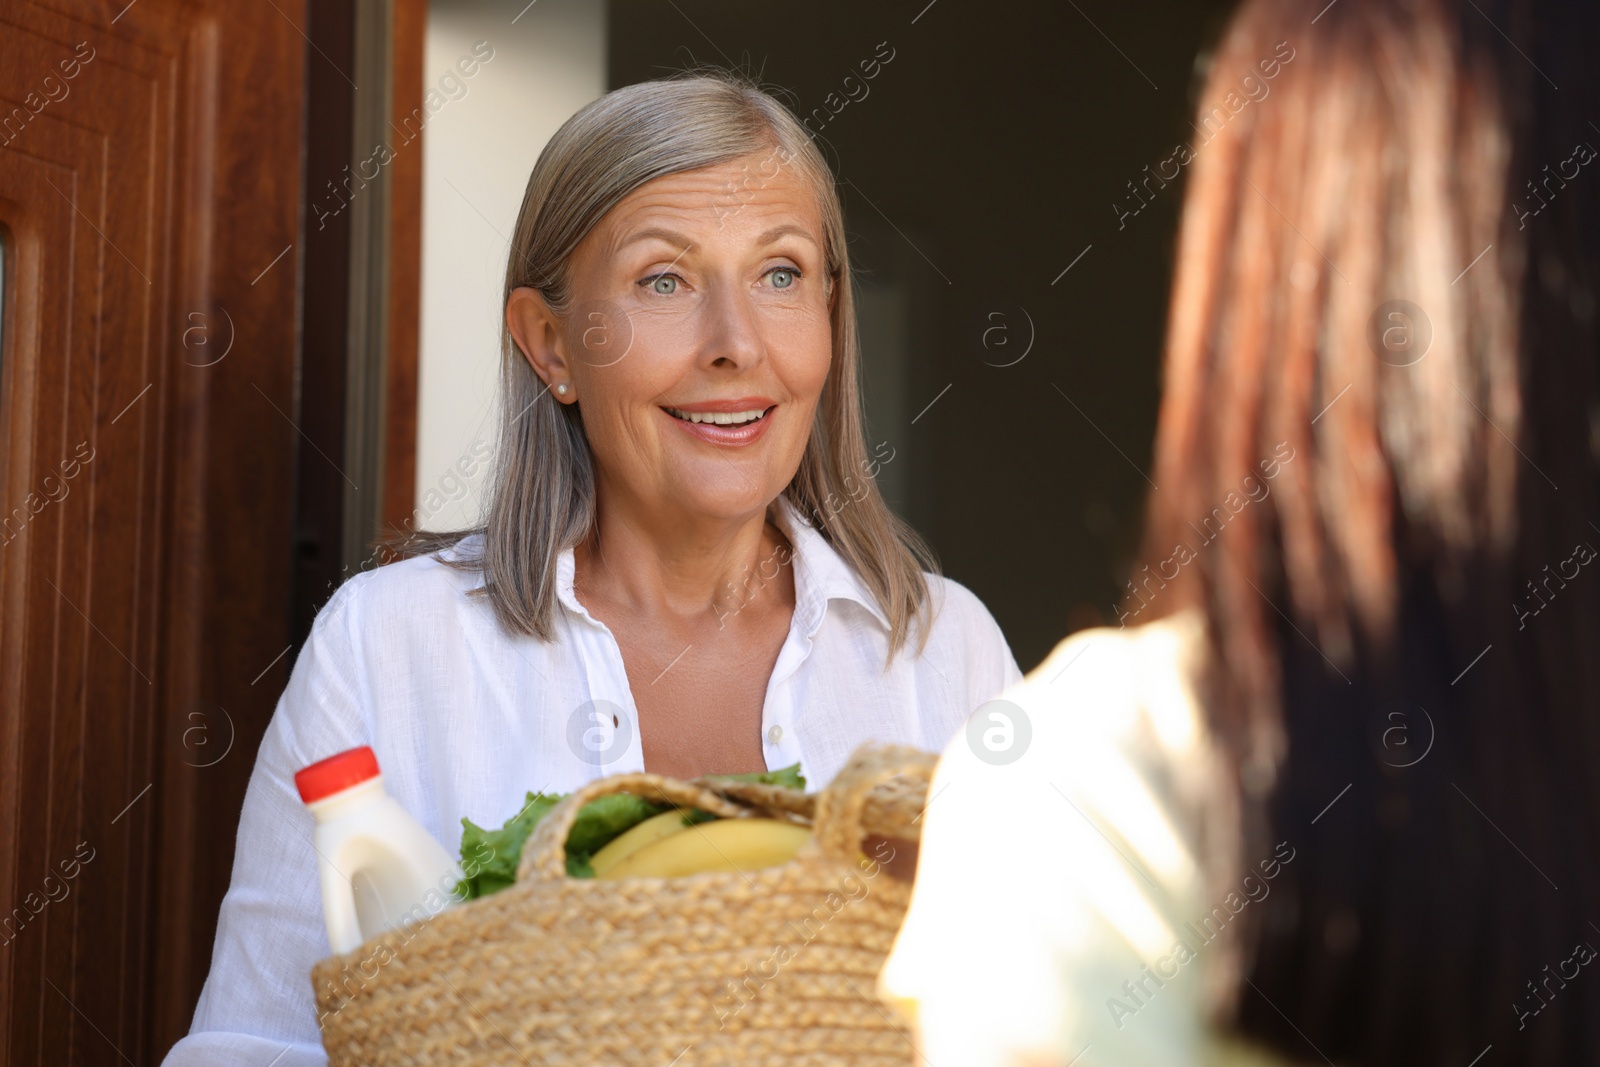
[{"left": 295, "top": 745, "right": 381, "bottom": 803}]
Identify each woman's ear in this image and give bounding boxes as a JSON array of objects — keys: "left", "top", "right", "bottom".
[{"left": 506, "top": 286, "right": 576, "bottom": 403}]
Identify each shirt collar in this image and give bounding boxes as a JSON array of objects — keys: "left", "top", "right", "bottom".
[
  {"left": 553, "top": 495, "right": 893, "bottom": 635},
  {"left": 770, "top": 494, "right": 894, "bottom": 635}
]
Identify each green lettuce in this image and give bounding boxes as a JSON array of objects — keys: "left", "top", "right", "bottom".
[{"left": 453, "top": 762, "right": 805, "bottom": 899}]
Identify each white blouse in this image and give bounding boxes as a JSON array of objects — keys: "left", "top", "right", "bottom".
[
  {"left": 162, "top": 494, "right": 1022, "bottom": 1066},
  {"left": 878, "top": 609, "right": 1291, "bottom": 1067}
]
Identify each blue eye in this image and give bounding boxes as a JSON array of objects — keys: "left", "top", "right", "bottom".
[
  {"left": 645, "top": 274, "right": 678, "bottom": 295},
  {"left": 769, "top": 267, "right": 799, "bottom": 289}
]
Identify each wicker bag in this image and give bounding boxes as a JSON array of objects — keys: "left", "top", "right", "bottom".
[{"left": 310, "top": 742, "right": 936, "bottom": 1066}]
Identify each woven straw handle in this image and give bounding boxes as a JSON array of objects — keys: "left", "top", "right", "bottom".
[
  {"left": 810, "top": 742, "right": 937, "bottom": 862},
  {"left": 516, "top": 773, "right": 752, "bottom": 883},
  {"left": 690, "top": 777, "right": 816, "bottom": 821}
]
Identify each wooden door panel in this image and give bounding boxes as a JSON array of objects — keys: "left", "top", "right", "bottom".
[
  {"left": 0, "top": 1, "right": 306, "bottom": 1061},
  {"left": 1, "top": 38, "right": 162, "bottom": 1067}
]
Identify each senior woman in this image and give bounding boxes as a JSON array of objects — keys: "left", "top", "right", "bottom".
[{"left": 162, "top": 70, "right": 1020, "bottom": 1065}]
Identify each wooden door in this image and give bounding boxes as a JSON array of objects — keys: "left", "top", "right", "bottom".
[{"left": 0, "top": 1, "right": 306, "bottom": 1061}]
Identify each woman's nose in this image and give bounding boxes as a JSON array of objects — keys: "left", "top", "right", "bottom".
[{"left": 697, "top": 280, "right": 767, "bottom": 369}]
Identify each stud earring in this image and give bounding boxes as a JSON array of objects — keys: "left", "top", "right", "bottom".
[{"left": 556, "top": 383, "right": 569, "bottom": 396}]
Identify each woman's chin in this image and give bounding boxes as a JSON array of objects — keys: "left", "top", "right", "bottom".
[{"left": 650, "top": 456, "right": 795, "bottom": 523}]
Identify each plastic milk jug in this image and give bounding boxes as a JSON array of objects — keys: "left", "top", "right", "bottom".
[{"left": 295, "top": 745, "right": 463, "bottom": 954}]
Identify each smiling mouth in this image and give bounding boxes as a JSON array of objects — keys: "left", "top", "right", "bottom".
[{"left": 662, "top": 405, "right": 774, "bottom": 426}]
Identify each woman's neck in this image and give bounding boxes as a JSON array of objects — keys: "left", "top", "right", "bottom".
[{"left": 572, "top": 494, "right": 794, "bottom": 624}]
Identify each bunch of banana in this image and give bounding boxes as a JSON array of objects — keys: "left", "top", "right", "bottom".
[{"left": 592, "top": 810, "right": 812, "bottom": 880}]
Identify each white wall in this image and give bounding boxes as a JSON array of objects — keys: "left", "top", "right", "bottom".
[{"left": 414, "top": 0, "right": 606, "bottom": 532}]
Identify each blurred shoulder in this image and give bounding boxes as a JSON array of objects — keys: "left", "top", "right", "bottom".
[
  {"left": 1004, "top": 607, "right": 1209, "bottom": 748},
  {"left": 1027, "top": 608, "right": 1204, "bottom": 685}
]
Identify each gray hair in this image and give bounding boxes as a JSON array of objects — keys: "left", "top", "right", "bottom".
[{"left": 392, "top": 69, "right": 939, "bottom": 666}]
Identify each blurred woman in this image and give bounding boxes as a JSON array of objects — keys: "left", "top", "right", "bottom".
[{"left": 881, "top": 0, "right": 1600, "bottom": 1063}]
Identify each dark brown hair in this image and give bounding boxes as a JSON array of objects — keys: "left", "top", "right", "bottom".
[{"left": 1131, "top": 0, "right": 1600, "bottom": 1060}]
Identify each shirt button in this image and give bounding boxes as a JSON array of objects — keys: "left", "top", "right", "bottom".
[{"left": 767, "top": 724, "right": 783, "bottom": 744}]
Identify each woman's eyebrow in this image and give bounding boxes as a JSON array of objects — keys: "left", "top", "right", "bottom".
[
  {"left": 614, "top": 223, "right": 820, "bottom": 253},
  {"left": 616, "top": 226, "right": 694, "bottom": 252},
  {"left": 753, "top": 223, "right": 820, "bottom": 248}
]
